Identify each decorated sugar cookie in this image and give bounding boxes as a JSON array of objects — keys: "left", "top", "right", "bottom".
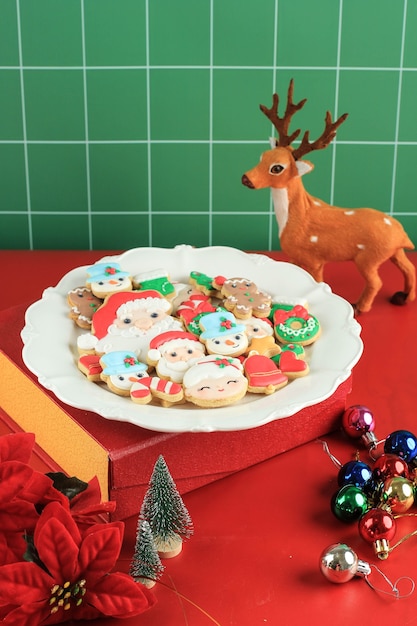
[
  {"left": 243, "top": 354, "right": 288, "bottom": 394},
  {"left": 67, "top": 286, "right": 102, "bottom": 329},
  {"left": 273, "top": 346, "right": 309, "bottom": 379},
  {"left": 199, "top": 311, "right": 249, "bottom": 357},
  {"left": 176, "top": 294, "right": 218, "bottom": 335},
  {"left": 86, "top": 262, "right": 132, "bottom": 298},
  {"left": 78, "top": 290, "right": 183, "bottom": 359},
  {"left": 189, "top": 271, "right": 219, "bottom": 296},
  {"left": 147, "top": 330, "right": 205, "bottom": 383},
  {"left": 132, "top": 268, "right": 175, "bottom": 298},
  {"left": 241, "top": 316, "right": 281, "bottom": 358},
  {"left": 183, "top": 354, "right": 248, "bottom": 408},
  {"left": 99, "top": 351, "right": 149, "bottom": 396},
  {"left": 130, "top": 376, "right": 184, "bottom": 407},
  {"left": 273, "top": 304, "right": 321, "bottom": 346},
  {"left": 77, "top": 354, "right": 102, "bottom": 381},
  {"left": 213, "top": 276, "right": 272, "bottom": 320}
]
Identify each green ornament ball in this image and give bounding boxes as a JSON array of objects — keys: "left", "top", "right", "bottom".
[{"left": 331, "top": 484, "right": 369, "bottom": 523}]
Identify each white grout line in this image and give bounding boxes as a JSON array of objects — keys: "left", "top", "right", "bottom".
[
  {"left": 2, "top": 65, "right": 417, "bottom": 72},
  {"left": 15, "top": 0, "right": 33, "bottom": 249},
  {"left": 208, "top": 0, "right": 214, "bottom": 246},
  {"left": 329, "top": 0, "right": 344, "bottom": 206},
  {"left": 145, "top": 0, "right": 153, "bottom": 246},
  {"left": 390, "top": 0, "right": 408, "bottom": 216},
  {"left": 80, "top": 0, "right": 93, "bottom": 250}
]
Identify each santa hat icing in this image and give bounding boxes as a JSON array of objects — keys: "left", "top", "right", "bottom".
[
  {"left": 86, "top": 262, "right": 130, "bottom": 283},
  {"left": 199, "top": 311, "right": 246, "bottom": 339},
  {"left": 100, "top": 351, "right": 148, "bottom": 376},
  {"left": 183, "top": 354, "right": 244, "bottom": 387},
  {"left": 148, "top": 330, "right": 201, "bottom": 361}
]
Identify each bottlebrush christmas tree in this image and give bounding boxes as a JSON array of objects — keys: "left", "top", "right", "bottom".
[
  {"left": 140, "top": 455, "right": 193, "bottom": 558},
  {"left": 130, "top": 519, "right": 164, "bottom": 588}
]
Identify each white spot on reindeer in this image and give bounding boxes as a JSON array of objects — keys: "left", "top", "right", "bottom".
[
  {"left": 384, "top": 217, "right": 392, "bottom": 226},
  {"left": 313, "top": 201, "right": 321, "bottom": 206},
  {"left": 357, "top": 244, "right": 366, "bottom": 250},
  {"left": 310, "top": 235, "right": 318, "bottom": 243},
  {"left": 344, "top": 211, "right": 355, "bottom": 216}
]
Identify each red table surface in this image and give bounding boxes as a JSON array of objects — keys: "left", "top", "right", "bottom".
[{"left": 1, "top": 249, "right": 417, "bottom": 626}]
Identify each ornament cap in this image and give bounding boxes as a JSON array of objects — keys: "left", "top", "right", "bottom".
[
  {"left": 361, "top": 430, "right": 378, "bottom": 449},
  {"left": 356, "top": 558, "right": 372, "bottom": 577},
  {"left": 374, "top": 538, "right": 390, "bottom": 560}
]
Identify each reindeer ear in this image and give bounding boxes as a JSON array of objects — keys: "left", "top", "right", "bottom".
[{"left": 296, "top": 160, "right": 313, "bottom": 177}]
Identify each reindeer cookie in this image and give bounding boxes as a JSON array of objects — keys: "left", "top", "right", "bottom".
[{"left": 213, "top": 276, "right": 272, "bottom": 320}]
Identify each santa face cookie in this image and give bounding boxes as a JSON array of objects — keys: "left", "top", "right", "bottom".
[
  {"left": 86, "top": 262, "right": 132, "bottom": 298},
  {"left": 183, "top": 354, "right": 248, "bottom": 408},
  {"left": 83, "top": 289, "right": 183, "bottom": 359},
  {"left": 99, "top": 351, "right": 148, "bottom": 396},
  {"left": 199, "top": 311, "right": 249, "bottom": 357},
  {"left": 147, "top": 330, "right": 206, "bottom": 383}
]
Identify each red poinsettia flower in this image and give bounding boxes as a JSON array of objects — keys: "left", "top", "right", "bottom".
[
  {"left": 0, "top": 502, "right": 155, "bottom": 624},
  {"left": 69, "top": 476, "right": 117, "bottom": 530}
]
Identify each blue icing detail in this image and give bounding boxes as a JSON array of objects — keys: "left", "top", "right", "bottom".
[
  {"left": 199, "top": 311, "right": 246, "bottom": 339},
  {"left": 101, "top": 351, "right": 147, "bottom": 376},
  {"left": 86, "top": 262, "right": 130, "bottom": 282}
]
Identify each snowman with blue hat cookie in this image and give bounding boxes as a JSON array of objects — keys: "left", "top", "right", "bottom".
[
  {"left": 99, "top": 350, "right": 148, "bottom": 396},
  {"left": 199, "top": 311, "right": 249, "bottom": 358}
]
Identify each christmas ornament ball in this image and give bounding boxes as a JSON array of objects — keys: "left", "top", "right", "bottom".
[
  {"left": 358, "top": 508, "right": 396, "bottom": 559},
  {"left": 373, "top": 453, "right": 410, "bottom": 481},
  {"left": 337, "top": 460, "right": 372, "bottom": 489},
  {"left": 384, "top": 430, "right": 417, "bottom": 462},
  {"left": 341, "top": 405, "right": 375, "bottom": 439},
  {"left": 382, "top": 476, "right": 414, "bottom": 513},
  {"left": 331, "top": 484, "right": 369, "bottom": 523},
  {"left": 320, "top": 543, "right": 371, "bottom": 583}
]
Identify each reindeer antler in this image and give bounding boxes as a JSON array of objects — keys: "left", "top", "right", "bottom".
[
  {"left": 292, "top": 110, "right": 348, "bottom": 161},
  {"left": 259, "top": 79, "right": 307, "bottom": 147}
]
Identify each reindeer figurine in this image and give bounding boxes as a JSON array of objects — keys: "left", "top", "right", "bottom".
[{"left": 242, "top": 79, "right": 416, "bottom": 313}]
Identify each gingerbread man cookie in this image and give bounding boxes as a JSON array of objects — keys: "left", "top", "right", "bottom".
[
  {"left": 213, "top": 276, "right": 272, "bottom": 320},
  {"left": 67, "top": 286, "right": 102, "bottom": 329}
]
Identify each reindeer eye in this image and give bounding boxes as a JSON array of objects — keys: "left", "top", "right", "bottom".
[{"left": 270, "top": 164, "right": 284, "bottom": 175}]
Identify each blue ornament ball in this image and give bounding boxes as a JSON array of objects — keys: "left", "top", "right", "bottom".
[
  {"left": 337, "top": 460, "right": 373, "bottom": 489},
  {"left": 384, "top": 430, "right": 417, "bottom": 463}
]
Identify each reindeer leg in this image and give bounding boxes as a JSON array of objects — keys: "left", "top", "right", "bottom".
[
  {"left": 389, "top": 249, "right": 416, "bottom": 305},
  {"left": 354, "top": 257, "right": 383, "bottom": 313}
]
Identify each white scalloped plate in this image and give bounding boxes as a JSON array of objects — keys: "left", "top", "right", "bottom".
[{"left": 21, "top": 245, "right": 363, "bottom": 433}]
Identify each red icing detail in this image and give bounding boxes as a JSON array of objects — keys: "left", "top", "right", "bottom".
[
  {"left": 79, "top": 354, "right": 102, "bottom": 375},
  {"left": 177, "top": 296, "right": 216, "bottom": 325},
  {"left": 214, "top": 275, "right": 226, "bottom": 286},
  {"left": 244, "top": 355, "right": 287, "bottom": 388},
  {"left": 279, "top": 350, "right": 308, "bottom": 373},
  {"left": 130, "top": 384, "right": 151, "bottom": 400},
  {"left": 273, "top": 305, "right": 310, "bottom": 325},
  {"left": 92, "top": 290, "right": 164, "bottom": 339}
]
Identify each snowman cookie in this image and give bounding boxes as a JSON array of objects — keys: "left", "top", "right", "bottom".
[{"left": 199, "top": 311, "right": 249, "bottom": 358}]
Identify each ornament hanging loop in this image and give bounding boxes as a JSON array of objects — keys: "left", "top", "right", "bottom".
[{"left": 365, "top": 565, "right": 415, "bottom": 599}]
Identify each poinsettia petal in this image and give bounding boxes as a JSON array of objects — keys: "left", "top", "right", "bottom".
[
  {"left": 0, "top": 561, "right": 51, "bottom": 604},
  {"left": 0, "top": 461, "right": 33, "bottom": 502},
  {"left": 36, "top": 517, "right": 80, "bottom": 582},
  {"left": 86, "top": 572, "right": 155, "bottom": 618},
  {"left": 35, "top": 501, "right": 81, "bottom": 547},
  {"left": 0, "top": 500, "right": 39, "bottom": 532},
  {"left": 78, "top": 523, "right": 124, "bottom": 582},
  {"left": 1, "top": 602, "right": 50, "bottom": 626},
  {"left": 20, "top": 472, "right": 67, "bottom": 508},
  {"left": 0, "top": 433, "right": 35, "bottom": 464}
]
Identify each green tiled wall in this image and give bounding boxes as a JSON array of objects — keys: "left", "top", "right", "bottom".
[{"left": 1, "top": 0, "right": 416, "bottom": 250}]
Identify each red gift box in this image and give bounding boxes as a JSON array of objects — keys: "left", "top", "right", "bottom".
[{"left": 0, "top": 303, "right": 351, "bottom": 520}]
